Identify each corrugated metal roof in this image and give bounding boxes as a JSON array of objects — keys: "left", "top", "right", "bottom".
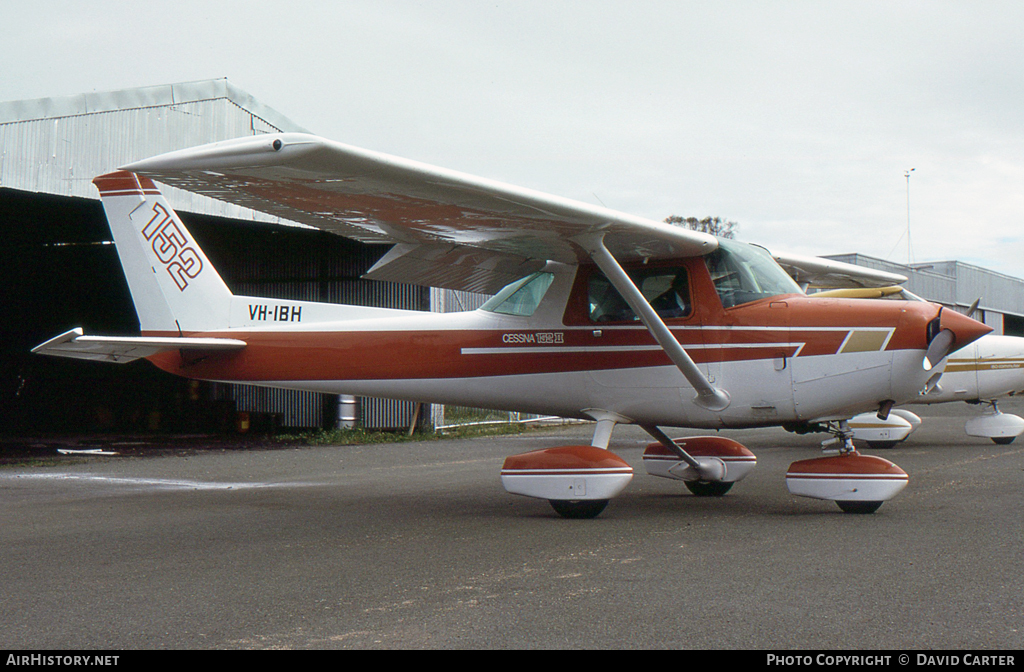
[
  {"left": 0, "top": 78, "right": 309, "bottom": 132},
  {"left": 0, "top": 78, "right": 308, "bottom": 224}
]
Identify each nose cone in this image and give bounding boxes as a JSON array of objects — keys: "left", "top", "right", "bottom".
[{"left": 941, "top": 308, "right": 992, "bottom": 350}]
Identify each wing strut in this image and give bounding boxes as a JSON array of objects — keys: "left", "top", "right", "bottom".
[{"left": 578, "top": 234, "right": 730, "bottom": 411}]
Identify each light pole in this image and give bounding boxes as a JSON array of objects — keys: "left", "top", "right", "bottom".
[{"left": 905, "top": 168, "right": 915, "bottom": 264}]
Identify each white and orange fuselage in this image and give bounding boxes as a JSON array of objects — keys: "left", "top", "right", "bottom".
[{"left": 140, "top": 259, "right": 983, "bottom": 429}]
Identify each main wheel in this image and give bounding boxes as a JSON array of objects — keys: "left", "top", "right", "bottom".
[
  {"left": 992, "top": 436, "right": 1016, "bottom": 445},
  {"left": 549, "top": 499, "right": 609, "bottom": 519},
  {"left": 684, "top": 480, "right": 734, "bottom": 497},
  {"left": 837, "top": 500, "right": 883, "bottom": 514}
]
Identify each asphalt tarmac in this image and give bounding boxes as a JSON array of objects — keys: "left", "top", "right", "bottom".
[{"left": 1, "top": 400, "right": 1022, "bottom": 650}]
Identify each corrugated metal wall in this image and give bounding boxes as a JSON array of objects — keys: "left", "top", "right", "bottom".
[
  {"left": 219, "top": 385, "right": 325, "bottom": 430},
  {"left": 431, "top": 288, "right": 492, "bottom": 313},
  {"left": 929, "top": 261, "right": 1024, "bottom": 319}
]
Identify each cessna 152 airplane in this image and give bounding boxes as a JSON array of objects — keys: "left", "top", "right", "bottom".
[
  {"left": 806, "top": 287, "right": 1024, "bottom": 448},
  {"left": 32, "top": 133, "right": 991, "bottom": 517}
]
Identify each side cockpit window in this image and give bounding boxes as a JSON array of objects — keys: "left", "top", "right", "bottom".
[{"left": 588, "top": 267, "right": 692, "bottom": 323}]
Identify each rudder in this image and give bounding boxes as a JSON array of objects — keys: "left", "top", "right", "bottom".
[{"left": 93, "top": 172, "right": 232, "bottom": 335}]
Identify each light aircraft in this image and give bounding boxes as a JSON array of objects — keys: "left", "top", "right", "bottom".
[
  {"left": 32, "top": 133, "right": 991, "bottom": 517},
  {"left": 806, "top": 287, "right": 1024, "bottom": 447}
]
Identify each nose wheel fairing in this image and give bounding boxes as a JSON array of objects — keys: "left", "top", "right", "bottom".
[{"left": 786, "top": 452, "right": 908, "bottom": 505}]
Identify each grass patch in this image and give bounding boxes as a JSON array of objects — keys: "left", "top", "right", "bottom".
[
  {"left": 277, "top": 421, "right": 532, "bottom": 446},
  {"left": 0, "top": 457, "right": 69, "bottom": 469}
]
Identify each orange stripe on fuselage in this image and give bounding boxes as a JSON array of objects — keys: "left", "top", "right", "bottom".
[
  {"left": 141, "top": 291, "right": 946, "bottom": 382},
  {"left": 143, "top": 327, "right": 903, "bottom": 383}
]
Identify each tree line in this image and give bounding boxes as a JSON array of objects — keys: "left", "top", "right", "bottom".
[{"left": 664, "top": 215, "right": 737, "bottom": 239}]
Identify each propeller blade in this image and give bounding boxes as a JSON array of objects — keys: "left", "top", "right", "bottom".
[
  {"left": 967, "top": 297, "right": 981, "bottom": 318},
  {"left": 924, "top": 328, "right": 955, "bottom": 371}
]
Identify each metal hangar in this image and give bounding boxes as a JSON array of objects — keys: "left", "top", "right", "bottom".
[{"left": 0, "top": 79, "right": 484, "bottom": 434}]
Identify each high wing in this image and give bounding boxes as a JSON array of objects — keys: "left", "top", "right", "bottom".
[
  {"left": 122, "top": 133, "right": 718, "bottom": 294},
  {"left": 771, "top": 250, "right": 908, "bottom": 290},
  {"left": 32, "top": 328, "right": 246, "bottom": 364}
]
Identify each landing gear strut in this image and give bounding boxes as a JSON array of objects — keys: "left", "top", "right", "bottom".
[
  {"left": 829, "top": 422, "right": 885, "bottom": 514},
  {"left": 640, "top": 428, "right": 757, "bottom": 497}
]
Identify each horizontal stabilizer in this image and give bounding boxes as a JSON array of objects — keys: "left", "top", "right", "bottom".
[{"left": 32, "top": 328, "right": 246, "bottom": 364}]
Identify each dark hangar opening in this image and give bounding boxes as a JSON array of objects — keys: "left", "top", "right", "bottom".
[{"left": 0, "top": 186, "right": 427, "bottom": 435}]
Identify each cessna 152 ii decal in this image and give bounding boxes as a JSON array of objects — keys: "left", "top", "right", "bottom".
[
  {"left": 804, "top": 287, "right": 1024, "bottom": 447},
  {"left": 32, "top": 133, "right": 991, "bottom": 517}
]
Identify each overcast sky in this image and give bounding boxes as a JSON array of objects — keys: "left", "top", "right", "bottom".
[{"left": 3, "top": 1, "right": 1023, "bottom": 277}]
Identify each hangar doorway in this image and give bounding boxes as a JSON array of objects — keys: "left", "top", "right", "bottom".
[{"left": 1, "top": 186, "right": 429, "bottom": 435}]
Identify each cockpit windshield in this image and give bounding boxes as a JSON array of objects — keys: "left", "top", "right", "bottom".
[{"left": 704, "top": 238, "right": 802, "bottom": 308}]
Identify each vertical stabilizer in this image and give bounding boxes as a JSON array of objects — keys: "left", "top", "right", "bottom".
[{"left": 93, "top": 172, "right": 233, "bottom": 334}]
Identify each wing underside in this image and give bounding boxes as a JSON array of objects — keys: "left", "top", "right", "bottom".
[
  {"left": 122, "top": 133, "right": 719, "bottom": 293},
  {"left": 121, "top": 133, "right": 904, "bottom": 294}
]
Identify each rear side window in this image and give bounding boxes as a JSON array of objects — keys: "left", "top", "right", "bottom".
[{"left": 481, "top": 272, "right": 555, "bottom": 316}]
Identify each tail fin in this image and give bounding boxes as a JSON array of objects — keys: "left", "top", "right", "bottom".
[{"left": 93, "top": 172, "right": 232, "bottom": 335}]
